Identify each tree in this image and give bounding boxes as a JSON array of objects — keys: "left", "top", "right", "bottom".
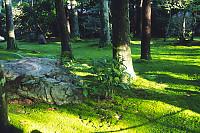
[
  {"left": 111, "top": 0, "right": 136, "bottom": 82},
  {"left": 69, "top": 0, "right": 80, "bottom": 38},
  {"left": 5, "top": 0, "right": 17, "bottom": 50},
  {"left": 0, "top": 62, "right": 9, "bottom": 130},
  {"left": 99, "top": 0, "right": 111, "bottom": 47},
  {"left": 135, "top": 0, "right": 143, "bottom": 37},
  {"left": 141, "top": 0, "right": 152, "bottom": 60},
  {"left": 163, "top": 0, "right": 199, "bottom": 43},
  {"left": 55, "top": 0, "right": 74, "bottom": 61}
]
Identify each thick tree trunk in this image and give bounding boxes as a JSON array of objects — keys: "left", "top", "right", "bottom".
[
  {"left": 0, "top": 63, "right": 8, "bottom": 130},
  {"left": 69, "top": 0, "right": 80, "bottom": 38},
  {"left": 111, "top": 0, "right": 136, "bottom": 81},
  {"left": 99, "top": 0, "right": 111, "bottom": 47},
  {"left": 55, "top": 0, "right": 74, "bottom": 61},
  {"left": 141, "top": 0, "right": 152, "bottom": 60},
  {"left": 5, "top": 0, "right": 17, "bottom": 50}
]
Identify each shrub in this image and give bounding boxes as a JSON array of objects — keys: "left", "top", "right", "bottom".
[{"left": 89, "top": 56, "right": 132, "bottom": 99}]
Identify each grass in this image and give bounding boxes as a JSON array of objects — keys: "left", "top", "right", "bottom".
[{"left": 1, "top": 37, "right": 200, "bottom": 133}]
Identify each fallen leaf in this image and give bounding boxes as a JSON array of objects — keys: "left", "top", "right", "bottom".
[
  {"left": 114, "top": 115, "right": 121, "bottom": 120},
  {"left": 20, "top": 120, "right": 24, "bottom": 125},
  {"left": 134, "top": 111, "right": 140, "bottom": 113},
  {"left": 44, "top": 107, "right": 58, "bottom": 111}
]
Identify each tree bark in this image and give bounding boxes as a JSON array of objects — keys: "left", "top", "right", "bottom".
[
  {"left": 69, "top": 0, "right": 80, "bottom": 38},
  {"left": 0, "top": 62, "right": 8, "bottom": 130},
  {"left": 180, "top": 10, "right": 186, "bottom": 43},
  {"left": 5, "top": 0, "right": 17, "bottom": 50},
  {"left": 55, "top": 0, "right": 74, "bottom": 61},
  {"left": 135, "top": 0, "right": 142, "bottom": 37},
  {"left": 99, "top": 0, "right": 111, "bottom": 47},
  {"left": 190, "top": 11, "right": 196, "bottom": 41},
  {"left": 130, "top": 0, "right": 136, "bottom": 34},
  {"left": 141, "top": 0, "right": 152, "bottom": 60},
  {"left": 111, "top": 0, "right": 136, "bottom": 81},
  {"left": 164, "top": 1, "right": 172, "bottom": 42},
  {"left": 65, "top": 3, "right": 71, "bottom": 34}
]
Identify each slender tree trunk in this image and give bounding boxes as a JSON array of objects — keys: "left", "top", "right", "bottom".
[
  {"left": 55, "top": 0, "right": 74, "bottom": 61},
  {"left": 69, "top": 0, "right": 80, "bottom": 38},
  {"left": 130, "top": 0, "right": 136, "bottom": 34},
  {"left": 181, "top": 10, "right": 186, "bottom": 42},
  {"left": 178, "top": 10, "right": 186, "bottom": 44},
  {"left": 0, "top": 1, "right": 2, "bottom": 13},
  {"left": 5, "top": 0, "right": 17, "bottom": 50},
  {"left": 111, "top": 0, "right": 136, "bottom": 82},
  {"left": 164, "top": 1, "right": 172, "bottom": 42},
  {"left": 0, "top": 63, "right": 8, "bottom": 130},
  {"left": 141, "top": 0, "right": 152, "bottom": 60},
  {"left": 65, "top": 3, "right": 71, "bottom": 34},
  {"left": 99, "top": 0, "right": 111, "bottom": 47},
  {"left": 190, "top": 11, "right": 196, "bottom": 41},
  {"left": 135, "top": 0, "right": 142, "bottom": 37}
]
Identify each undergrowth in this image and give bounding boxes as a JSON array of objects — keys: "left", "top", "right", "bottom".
[{"left": 0, "top": 37, "right": 200, "bottom": 132}]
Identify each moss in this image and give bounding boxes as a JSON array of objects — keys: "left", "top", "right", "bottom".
[{"left": 2, "top": 37, "right": 200, "bottom": 132}]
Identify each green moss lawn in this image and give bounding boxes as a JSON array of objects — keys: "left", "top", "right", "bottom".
[{"left": 0, "top": 37, "right": 200, "bottom": 133}]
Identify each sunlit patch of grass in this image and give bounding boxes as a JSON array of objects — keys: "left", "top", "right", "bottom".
[
  {"left": 9, "top": 111, "right": 95, "bottom": 133},
  {"left": 2, "top": 37, "right": 200, "bottom": 132},
  {"left": 130, "top": 40, "right": 141, "bottom": 44}
]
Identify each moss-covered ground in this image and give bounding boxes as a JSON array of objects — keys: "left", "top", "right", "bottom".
[{"left": 0, "top": 37, "right": 200, "bottom": 133}]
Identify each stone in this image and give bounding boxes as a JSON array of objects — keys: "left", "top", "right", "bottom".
[
  {"left": 0, "top": 57, "right": 85, "bottom": 105},
  {"left": 0, "top": 36, "right": 5, "bottom": 42},
  {"left": 38, "top": 34, "right": 47, "bottom": 44}
]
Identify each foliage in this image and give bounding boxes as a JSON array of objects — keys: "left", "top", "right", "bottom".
[
  {"left": 0, "top": 11, "right": 6, "bottom": 38},
  {"left": 13, "top": 1, "right": 56, "bottom": 41},
  {"left": 162, "top": 0, "right": 200, "bottom": 40},
  {"left": 151, "top": 2, "right": 169, "bottom": 37},
  {"left": 89, "top": 56, "right": 132, "bottom": 99},
  {"left": 167, "top": 11, "right": 193, "bottom": 39},
  {"left": 78, "top": 1, "right": 101, "bottom": 38}
]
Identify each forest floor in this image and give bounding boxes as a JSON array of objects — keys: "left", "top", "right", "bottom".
[{"left": 0, "top": 37, "right": 200, "bottom": 133}]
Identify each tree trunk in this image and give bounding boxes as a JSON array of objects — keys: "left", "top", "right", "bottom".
[
  {"left": 5, "top": 0, "right": 17, "bottom": 50},
  {"left": 130, "top": 0, "right": 136, "bottom": 34},
  {"left": 190, "top": 11, "right": 196, "bottom": 41},
  {"left": 69, "top": 0, "right": 80, "bottom": 38},
  {"left": 55, "top": 0, "right": 74, "bottom": 61},
  {"left": 180, "top": 10, "right": 186, "bottom": 43},
  {"left": 141, "top": 0, "right": 152, "bottom": 60},
  {"left": 182, "top": 10, "right": 186, "bottom": 41},
  {"left": 0, "top": 62, "right": 9, "bottom": 130},
  {"left": 99, "top": 0, "right": 111, "bottom": 47},
  {"left": 111, "top": 0, "right": 136, "bottom": 82},
  {"left": 65, "top": 3, "right": 71, "bottom": 34},
  {"left": 135, "top": 0, "right": 142, "bottom": 37},
  {"left": 164, "top": 1, "right": 172, "bottom": 42}
]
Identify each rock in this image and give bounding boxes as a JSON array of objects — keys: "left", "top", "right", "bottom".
[
  {"left": 38, "top": 34, "right": 47, "bottom": 44},
  {"left": 0, "top": 57, "right": 85, "bottom": 105},
  {"left": 0, "top": 36, "right": 5, "bottom": 42}
]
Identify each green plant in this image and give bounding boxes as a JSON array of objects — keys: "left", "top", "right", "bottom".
[{"left": 89, "top": 56, "right": 132, "bottom": 99}]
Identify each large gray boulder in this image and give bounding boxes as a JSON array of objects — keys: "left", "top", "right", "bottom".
[{"left": 0, "top": 57, "right": 84, "bottom": 105}]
